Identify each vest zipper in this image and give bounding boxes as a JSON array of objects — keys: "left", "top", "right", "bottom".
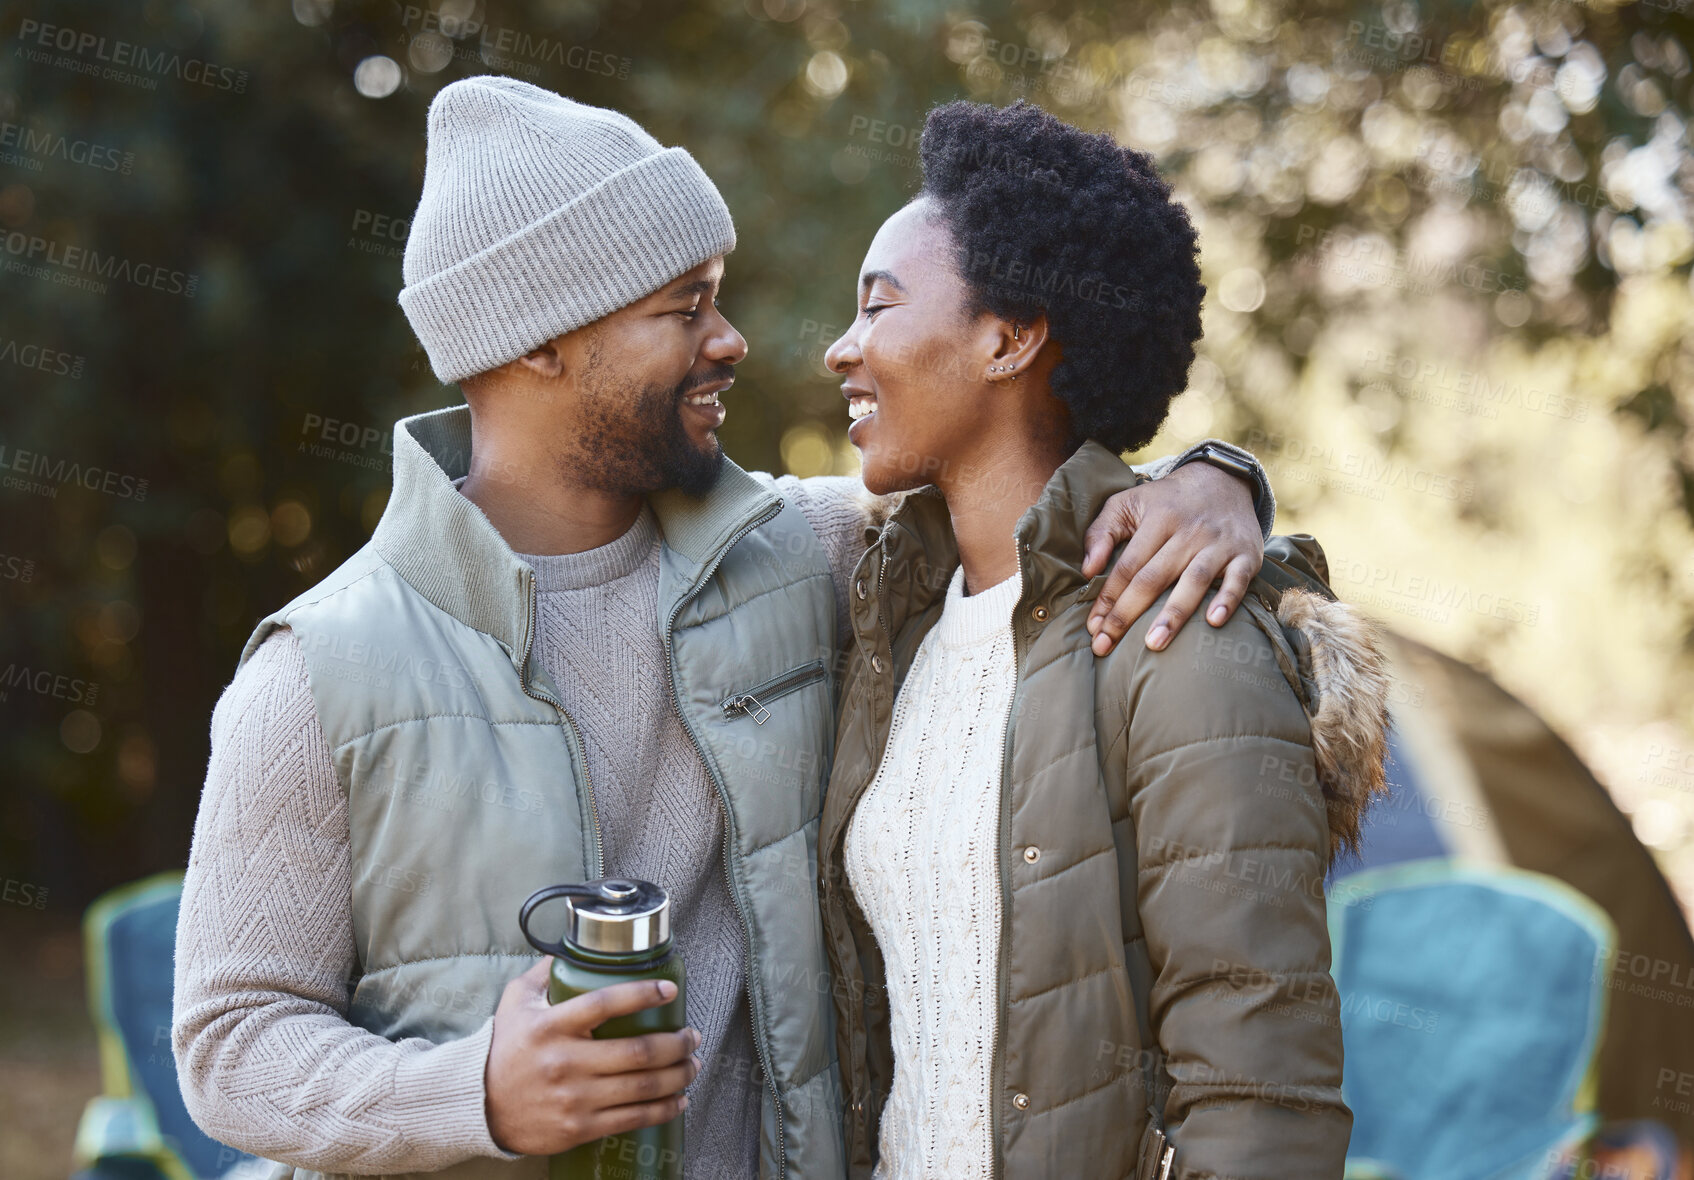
[
  {"left": 663, "top": 499, "right": 791, "bottom": 1178},
  {"left": 720, "top": 659, "right": 829, "bottom": 724},
  {"left": 518, "top": 569, "right": 603, "bottom": 877},
  {"left": 988, "top": 538, "right": 1030, "bottom": 1180}
]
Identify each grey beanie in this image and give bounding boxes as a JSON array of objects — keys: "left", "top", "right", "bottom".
[{"left": 399, "top": 76, "right": 736, "bottom": 384}]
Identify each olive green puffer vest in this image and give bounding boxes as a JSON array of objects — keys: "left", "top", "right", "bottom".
[{"left": 239, "top": 406, "right": 847, "bottom": 1180}]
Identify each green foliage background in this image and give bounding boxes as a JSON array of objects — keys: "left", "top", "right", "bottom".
[{"left": 2, "top": 0, "right": 1691, "bottom": 906}]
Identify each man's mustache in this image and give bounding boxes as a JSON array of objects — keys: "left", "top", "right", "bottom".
[{"left": 677, "top": 365, "right": 736, "bottom": 398}]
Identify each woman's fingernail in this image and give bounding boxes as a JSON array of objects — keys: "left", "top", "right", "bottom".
[
  {"left": 1209, "top": 604, "right": 1227, "bottom": 624},
  {"left": 1086, "top": 615, "right": 1101, "bottom": 635},
  {"left": 658, "top": 981, "right": 678, "bottom": 999},
  {"left": 1092, "top": 632, "right": 1111, "bottom": 656},
  {"left": 1148, "top": 623, "right": 1170, "bottom": 649}
]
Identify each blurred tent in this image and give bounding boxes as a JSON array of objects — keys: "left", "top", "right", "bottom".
[{"left": 1328, "top": 630, "right": 1694, "bottom": 1156}]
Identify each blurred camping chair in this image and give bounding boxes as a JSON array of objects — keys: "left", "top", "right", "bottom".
[
  {"left": 1330, "top": 633, "right": 1694, "bottom": 1151},
  {"left": 1329, "top": 858, "right": 1614, "bottom": 1180},
  {"left": 70, "top": 872, "right": 262, "bottom": 1180}
]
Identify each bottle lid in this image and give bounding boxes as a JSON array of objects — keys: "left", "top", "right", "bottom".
[
  {"left": 521, "top": 878, "right": 670, "bottom": 957},
  {"left": 567, "top": 878, "right": 670, "bottom": 954}
]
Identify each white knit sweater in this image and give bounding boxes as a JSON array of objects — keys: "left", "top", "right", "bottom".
[{"left": 843, "top": 563, "right": 1023, "bottom": 1180}]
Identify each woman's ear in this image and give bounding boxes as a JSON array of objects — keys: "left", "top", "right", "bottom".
[{"left": 985, "top": 314, "right": 1051, "bottom": 382}]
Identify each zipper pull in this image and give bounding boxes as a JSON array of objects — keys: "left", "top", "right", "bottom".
[{"left": 727, "top": 693, "right": 771, "bottom": 725}]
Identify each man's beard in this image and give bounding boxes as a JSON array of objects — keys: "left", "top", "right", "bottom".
[{"left": 563, "top": 363, "right": 729, "bottom": 497}]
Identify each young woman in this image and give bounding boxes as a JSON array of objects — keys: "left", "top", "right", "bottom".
[{"left": 817, "top": 100, "right": 1391, "bottom": 1179}]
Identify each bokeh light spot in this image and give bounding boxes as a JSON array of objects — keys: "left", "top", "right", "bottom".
[{"left": 354, "top": 55, "right": 403, "bottom": 99}]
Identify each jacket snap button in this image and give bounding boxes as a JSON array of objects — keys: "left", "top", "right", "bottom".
[
  {"left": 1032, "top": 605, "right": 1049, "bottom": 621},
  {"left": 1013, "top": 1092, "right": 1031, "bottom": 1110},
  {"left": 1023, "top": 846, "right": 1041, "bottom": 864},
  {"left": 856, "top": 578, "right": 867, "bottom": 600},
  {"left": 871, "top": 654, "right": 885, "bottom": 674}
]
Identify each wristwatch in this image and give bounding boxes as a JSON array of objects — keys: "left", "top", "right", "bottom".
[{"left": 1192, "top": 442, "right": 1258, "bottom": 488}]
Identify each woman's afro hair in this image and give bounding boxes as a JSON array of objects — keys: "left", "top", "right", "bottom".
[{"left": 917, "top": 99, "right": 1205, "bottom": 453}]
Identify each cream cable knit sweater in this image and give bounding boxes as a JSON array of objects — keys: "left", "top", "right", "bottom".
[
  {"left": 172, "top": 475, "right": 868, "bottom": 1178},
  {"left": 843, "top": 564, "right": 1023, "bottom": 1180}
]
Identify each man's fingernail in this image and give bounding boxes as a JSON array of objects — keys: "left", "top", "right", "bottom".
[
  {"left": 658, "top": 981, "right": 678, "bottom": 999},
  {"left": 1092, "top": 632, "right": 1111, "bottom": 656},
  {"left": 1148, "top": 623, "right": 1170, "bottom": 649},
  {"left": 1086, "top": 615, "right": 1100, "bottom": 635},
  {"left": 1209, "top": 604, "right": 1227, "bottom": 624}
]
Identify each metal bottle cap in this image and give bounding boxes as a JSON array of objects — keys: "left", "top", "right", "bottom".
[{"left": 520, "top": 878, "right": 671, "bottom": 957}]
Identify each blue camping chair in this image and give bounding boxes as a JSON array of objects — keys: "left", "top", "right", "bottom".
[
  {"left": 1328, "top": 858, "right": 1616, "bottom": 1180},
  {"left": 72, "top": 872, "right": 260, "bottom": 1180}
]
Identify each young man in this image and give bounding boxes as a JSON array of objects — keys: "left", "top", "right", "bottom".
[{"left": 172, "top": 77, "right": 1278, "bottom": 1180}]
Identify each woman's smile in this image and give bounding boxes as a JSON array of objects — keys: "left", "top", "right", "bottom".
[{"left": 844, "top": 383, "right": 878, "bottom": 445}]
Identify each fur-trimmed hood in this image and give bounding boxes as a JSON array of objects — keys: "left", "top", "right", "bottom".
[{"left": 1274, "top": 585, "right": 1392, "bottom": 865}]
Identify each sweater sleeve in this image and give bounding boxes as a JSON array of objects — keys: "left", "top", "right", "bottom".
[
  {"left": 1121, "top": 596, "right": 1350, "bottom": 1180},
  {"left": 766, "top": 474, "right": 871, "bottom": 650},
  {"left": 172, "top": 627, "right": 521, "bottom": 1174}
]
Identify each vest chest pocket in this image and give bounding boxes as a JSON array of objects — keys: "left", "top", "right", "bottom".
[{"left": 720, "top": 658, "right": 828, "bottom": 725}]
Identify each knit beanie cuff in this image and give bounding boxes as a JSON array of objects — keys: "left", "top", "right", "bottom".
[{"left": 399, "top": 146, "right": 736, "bottom": 385}]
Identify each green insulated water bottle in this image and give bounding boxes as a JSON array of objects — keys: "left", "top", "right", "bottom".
[{"left": 519, "top": 878, "right": 687, "bottom": 1180}]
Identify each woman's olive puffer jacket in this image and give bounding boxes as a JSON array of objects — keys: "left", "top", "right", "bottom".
[{"left": 819, "top": 441, "right": 1392, "bottom": 1180}]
